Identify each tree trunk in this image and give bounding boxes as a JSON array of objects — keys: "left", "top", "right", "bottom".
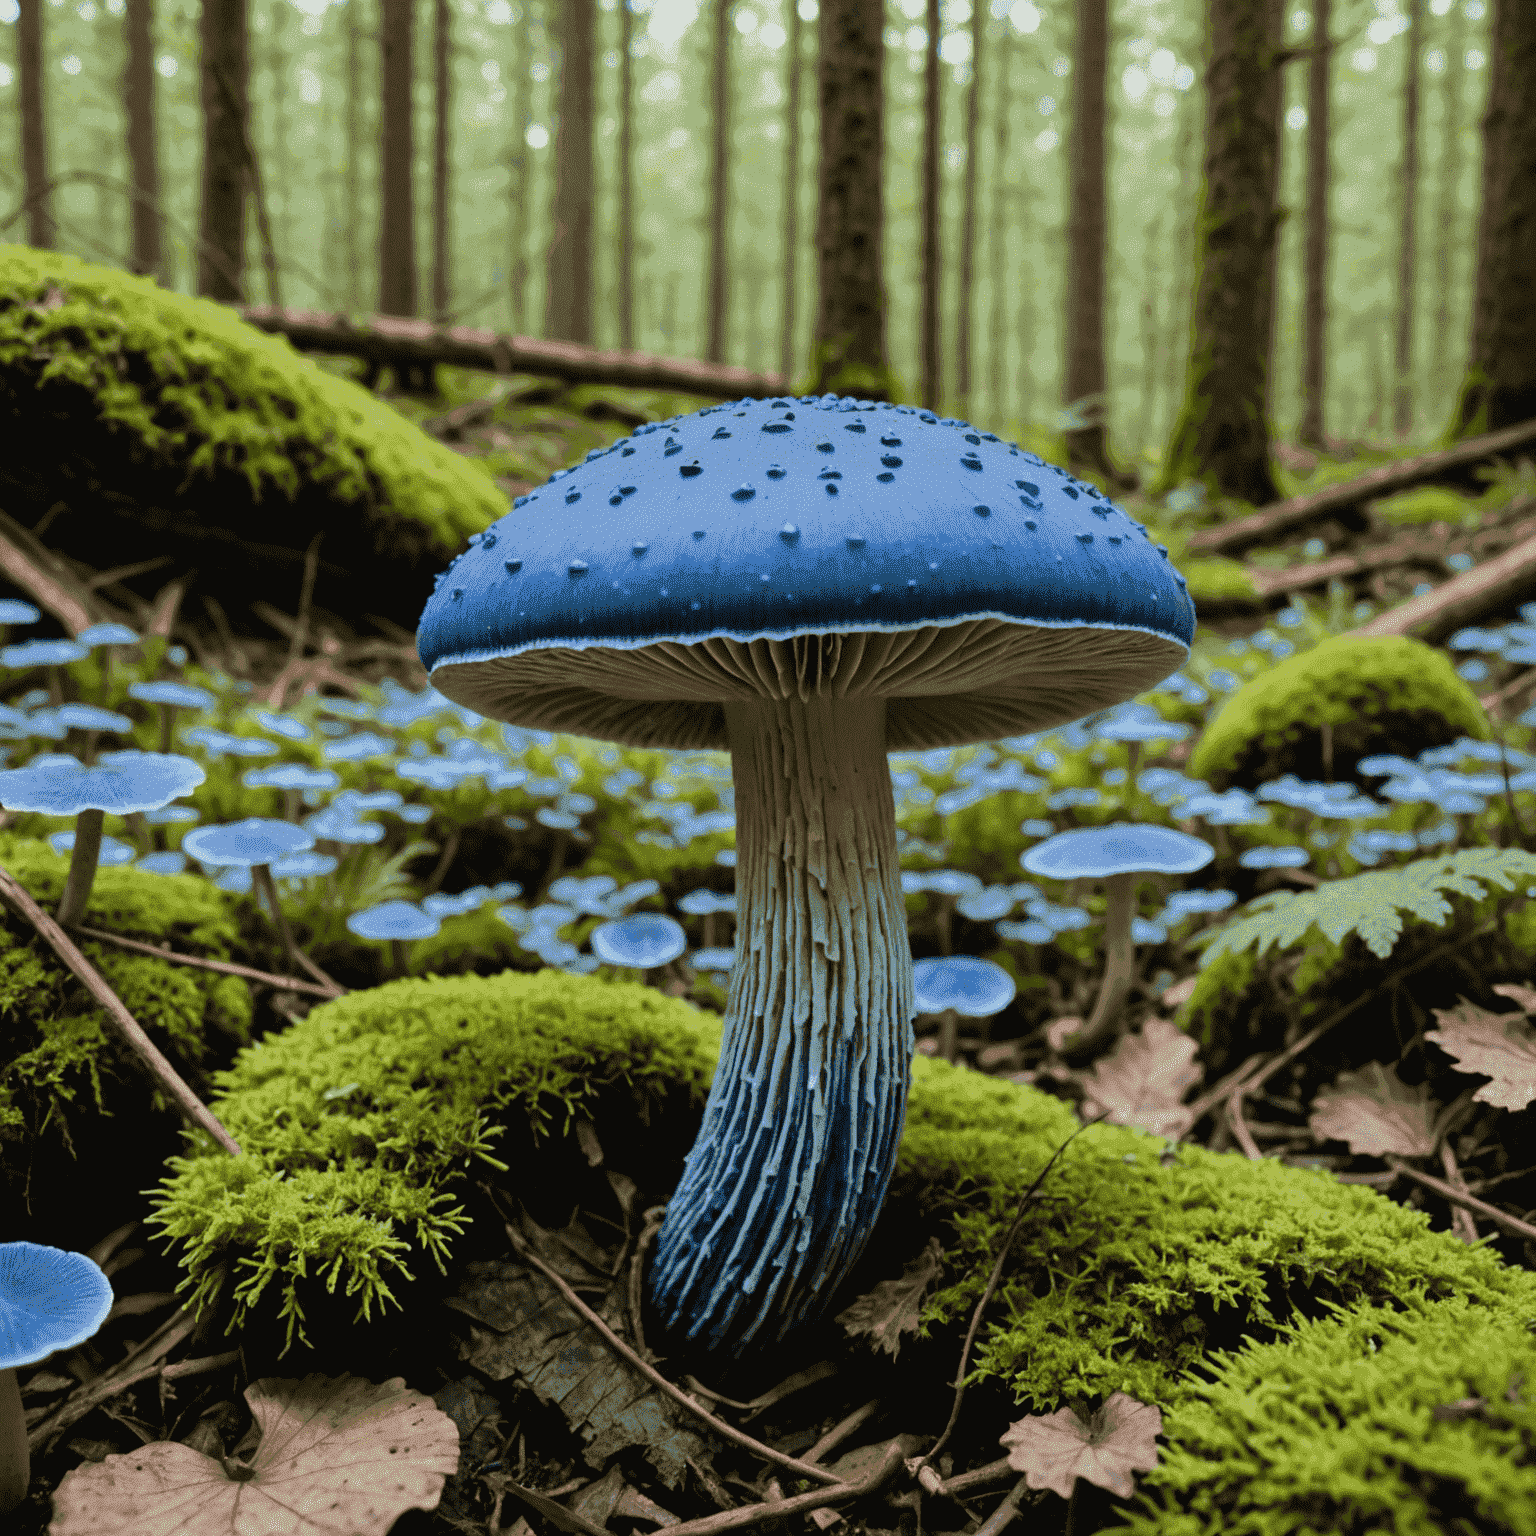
[
  {"left": 545, "top": 0, "right": 594, "bottom": 346},
  {"left": 16, "top": 0, "right": 53, "bottom": 250},
  {"left": 378, "top": 0, "right": 418, "bottom": 321},
  {"left": 432, "top": 0, "right": 451, "bottom": 325},
  {"left": 1064, "top": 0, "right": 1114, "bottom": 479},
  {"left": 779, "top": 0, "right": 805, "bottom": 386},
  {"left": 1137, "top": 210, "right": 1162, "bottom": 456},
  {"left": 704, "top": 0, "right": 732, "bottom": 364},
  {"left": 124, "top": 0, "right": 165, "bottom": 283},
  {"left": 343, "top": 0, "right": 363, "bottom": 312},
  {"left": 1156, "top": 0, "right": 1284, "bottom": 506},
  {"left": 919, "top": 0, "right": 941, "bottom": 413},
  {"left": 197, "top": 0, "right": 248, "bottom": 300},
  {"left": 1430, "top": 0, "right": 1465, "bottom": 404},
  {"left": 986, "top": 13, "right": 1011, "bottom": 425},
  {"left": 810, "top": 0, "right": 896, "bottom": 401},
  {"left": 1393, "top": 0, "right": 1423, "bottom": 438},
  {"left": 507, "top": 0, "right": 533, "bottom": 336},
  {"left": 1450, "top": 0, "right": 1536, "bottom": 438},
  {"left": 617, "top": 0, "right": 635, "bottom": 351},
  {"left": 269, "top": 0, "right": 290, "bottom": 265},
  {"left": 955, "top": 0, "right": 983, "bottom": 420},
  {"left": 1297, "top": 0, "right": 1330, "bottom": 447}
]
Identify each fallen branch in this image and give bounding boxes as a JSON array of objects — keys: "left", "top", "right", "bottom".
[
  {"left": 0, "top": 508, "right": 119, "bottom": 636},
  {"left": 0, "top": 865, "right": 243, "bottom": 1156},
  {"left": 1186, "top": 415, "right": 1536, "bottom": 556},
  {"left": 68, "top": 923, "right": 342, "bottom": 999},
  {"left": 1383, "top": 1155, "right": 1536, "bottom": 1242},
  {"left": 232, "top": 305, "right": 790, "bottom": 404},
  {"left": 1244, "top": 531, "right": 1453, "bottom": 600}
]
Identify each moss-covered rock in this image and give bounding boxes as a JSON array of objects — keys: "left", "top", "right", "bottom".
[
  {"left": 1189, "top": 634, "right": 1491, "bottom": 792},
  {"left": 0, "top": 244, "right": 505, "bottom": 630},
  {"left": 0, "top": 835, "right": 251, "bottom": 1246}
]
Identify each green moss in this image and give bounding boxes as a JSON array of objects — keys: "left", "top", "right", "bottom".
[
  {"left": 0, "top": 836, "right": 250, "bottom": 1186},
  {"left": 0, "top": 245, "right": 505, "bottom": 625},
  {"left": 1108, "top": 1292, "right": 1536, "bottom": 1535},
  {"left": 1189, "top": 635, "right": 1491, "bottom": 792},
  {"left": 1179, "top": 557, "right": 1261, "bottom": 611},
  {"left": 1371, "top": 484, "right": 1479, "bottom": 527}
]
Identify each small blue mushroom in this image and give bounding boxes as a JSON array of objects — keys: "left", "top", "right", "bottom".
[
  {"left": 590, "top": 912, "right": 688, "bottom": 986},
  {"left": 0, "top": 749, "right": 206, "bottom": 927},
  {"left": 1021, "top": 822, "right": 1213, "bottom": 1058},
  {"left": 0, "top": 600, "right": 41, "bottom": 627},
  {"left": 911, "top": 954, "right": 1017, "bottom": 1062},
  {"left": 0, "top": 1240, "right": 114, "bottom": 1514},
  {"left": 1, "top": 638, "right": 88, "bottom": 708},
  {"left": 346, "top": 899, "right": 441, "bottom": 977},
  {"left": 128, "top": 680, "right": 218, "bottom": 754},
  {"left": 242, "top": 762, "right": 342, "bottom": 821},
  {"left": 47, "top": 831, "right": 136, "bottom": 867}
]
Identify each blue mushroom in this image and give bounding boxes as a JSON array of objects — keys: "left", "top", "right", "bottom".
[
  {"left": 346, "top": 899, "right": 441, "bottom": 977},
  {"left": 415, "top": 392, "right": 1195, "bottom": 1355},
  {"left": 1022, "top": 822, "right": 1214, "bottom": 1058},
  {"left": 0, "top": 1241, "right": 113, "bottom": 1514},
  {"left": 0, "top": 600, "right": 40, "bottom": 627},
  {"left": 128, "top": 680, "right": 217, "bottom": 754},
  {"left": 912, "top": 954, "right": 1017, "bottom": 1062},
  {"left": 590, "top": 912, "right": 688, "bottom": 984},
  {"left": 0, "top": 749, "right": 206, "bottom": 927}
]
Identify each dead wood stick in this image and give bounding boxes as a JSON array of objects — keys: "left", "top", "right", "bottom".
[{"left": 67, "top": 922, "right": 341, "bottom": 997}]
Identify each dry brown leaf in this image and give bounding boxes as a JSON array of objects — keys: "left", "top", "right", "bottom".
[
  {"left": 1490, "top": 982, "right": 1536, "bottom": 1014},
  {"left": 1426, "top": 996, "right": 1536, "bottom": 1112},
  {"left": 834, "top": 1236, "right": 943, "bottom": 1358},
  {"left": 1307, "top": 1060, "right": 1445, "bottom": 1157},
  {"left": 1076, "top": 1018, "right": 1202, "bottom": 1140},
  {"left": 999, "top": 1391, "right": 1162, "bottom": 1501},
  {"left": 48, "top": 1373, "right": 460, "bottom": 1536}
]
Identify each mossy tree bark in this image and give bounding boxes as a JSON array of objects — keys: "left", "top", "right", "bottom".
[
  {"left": 805, "top": 0, "right": 902, "bottom": 404},
  {"left": 1448, "top": 0, "right": 1536, "bottom": 438},
  {"left": 1154, "top": 0, "right": 1285, "bottom": 507},
  {"left": 648, "top": 696, "right": 914, "bottom": 1354}
]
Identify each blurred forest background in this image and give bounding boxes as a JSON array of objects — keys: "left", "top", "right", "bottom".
[{"left": 0, "top": 0, "right": 1530, "bottom": 508}]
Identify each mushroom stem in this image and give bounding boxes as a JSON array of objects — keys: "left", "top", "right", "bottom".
[
  {"left": 1061, "top": 871, "right": 1138, "bottom": 1059},
  {"left": 250, "top": 864, "right": 344, "bottom": 997},
  {"left": 649, "top": 695, "right": 913, "bottom": 1354},
  {"left": 938, "top": 1007, "right": 960, "bottom": 1063},
  {"left": 0, "top": 1365, "right": 26, "bottom": 1516},
  {"left": 57, "top": 807, "right": 105, "bottom": 929},
  {"left": 1123, "top": 739, "right": 1142, "bottom": 815},
  {"left": 390, "top": 937, "right": 407, "bottom": 977}
]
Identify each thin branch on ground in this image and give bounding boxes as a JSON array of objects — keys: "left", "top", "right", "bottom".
[{"left": 69, "top": 923, "right": 342, "bottom": 997}]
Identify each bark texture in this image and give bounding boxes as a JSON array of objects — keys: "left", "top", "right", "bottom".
[
  {"left": 197, "top": 0, "right": 249, "bottom": 300},
  {"left": 1393, "top": 0, "right": 1423, "bottom": 437},
  {"left": 778, "top": 0, "right": 806, "bottom": 384},
  {"left": 546, "top": 0, "right": 595, "bottom": 345},
  {"left": 955, "top": 0, "right": 983, "bottom": 418},
  {"left": 1297, "top": 0, "right": 1331, "bottom": 447},
  {"left": 919, "top": 0, "right": 941, "bottom": 412},
  {"left": 124, "top": 0, "right": 164, "bottom": 283},
  {"left": 648, "top": 696, "right": 914, "bottom": 1354},
  {"left": 705, "top": 0, "right": 732, "bottom": 364},
  {"left": 378, "top": 0, "right": 418, "bottom": 319},
  {"left": 1157, "top": 0, "right": 1285, "bottom": 506},
  {"left": 16, "top": 0, "right": 52, "bottom": 250}
]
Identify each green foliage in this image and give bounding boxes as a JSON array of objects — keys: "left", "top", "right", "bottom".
[
  {"left": 1189, "top": 634, "right": 1492, "bottom": 791},
  {"left": 1371, "top": 484, "right": 1480, "bottom": 527},
  {"left": 1110, "top": 1293, "right": 1536, "bottom": 1534},
  {"left": 143, "top": 970, "right": 721, "bottom": 1353},
  {"left": 896, "top": 1058, "right": 1536, "bottom": 1418},
  {"left": 1193, "top": 847, "right": 1536, "bottom": 967},
  {"left": 1177, "top": 557, "right": 1261, "bottom": 610}
]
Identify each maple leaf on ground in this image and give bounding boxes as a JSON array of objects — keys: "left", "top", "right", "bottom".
[
  {"left": 835, "top": 1236, "right": 944, "bottom": 1357},
  {"left": 999, "top": 1391, "right": 1162, "bottom": 1501},
  {"left": 1307, "top": 1060, "right": 1467, "bottom": 1158},
  {"left": 1425, "top": 993, "right": 1536, "bottom": 1112},
  {"left": 47, "top": 1373, "right": 460, "bottom": 1536},
  {"left": 1075, "top": 1018, "right": 1202, "bottom": 1140}
]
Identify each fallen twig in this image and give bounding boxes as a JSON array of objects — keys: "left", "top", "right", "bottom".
[
  {"left": 1384, "top": 1156, "right": 1536, "bottom": 1242},
  {"left": 973, "top": 1474, "right": 1036, "bottom": 1536},
  {"left": 68, "top": 923, "right": 342, "bottom": 998},
  {"left": 0, "top": 864, "right": 242, "bottom": 1156}
]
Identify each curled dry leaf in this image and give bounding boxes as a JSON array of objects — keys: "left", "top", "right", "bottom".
[
  {"left": 1425, "top": 995, "right": 1536, "bottom": 1112},
  {"left": 48, "top": 1373, "right": 461, "bottom": 1536},
  {"left": 1076, "top": 1018, "right": 1202, "bottom": 1140},
  {"left": 1307, "top": 1060, "right": 1451, "bottom": 1158},
  {"left": 834, "top": 1236, "right": 944, "bottom": 1358},
  {"left": 999, "top": 1390, "right": 1162, "bottom": 1501}
]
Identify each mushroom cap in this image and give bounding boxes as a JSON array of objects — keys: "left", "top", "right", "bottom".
[
  {"left": 0, "top": 1241, "right": 114, "bottom": 1370},
  {"left": 2, "top": 639, "right": 89, "bottom": 668},
  {"left": 345, "top": 900, "right": 441, "bottom": 941},
  {"left": 322, "top": 732, "right": 398, "bottom": 762},
  {"left": 253, "top": 710, "right": 312, "bottom": 741},
  {"left": 1021, "top": 821, "right": 1216, "bottom": 880},
  {"left": 0, "top": 600, "right": 40, "bottom": 625},
  {"left": 912, "top": 955, "right": 1017, "bottom": 1018},
  {"left": 271, "top": 850, "right": 339, "bottom": 879},
  {"left": 417, "top": 395, "right": 1194, "bottom": 751},
  {"left": 182, "top": 816, "right": 315, "bottom": 866},
  {"left": 128, "top": 680, "right": 217, "bottom": 711},
  {"left": 0, "top": 749, "right": 206, "bottom": 815},
  {"left": 76, "top": 622, "right": 140, "bottom": 647},
  {"left": 590, "top": 912, "right": 688, "bottom": 969},
  {"left": 37, "top": 704, "right": 135, "bottom": 733},
  {"left": 1093, "top": 703, "right": 1193, "bottom": 743},
  {"left": 48, "top": 831, "right": 136, "bottom": 865},
  {"left": 242, "top": 764, "right": 342, "bottom": 792}
]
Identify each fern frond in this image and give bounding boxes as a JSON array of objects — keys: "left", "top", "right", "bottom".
[{"left": 1193, "top": 847, "right": 1536, "bottom": 966}]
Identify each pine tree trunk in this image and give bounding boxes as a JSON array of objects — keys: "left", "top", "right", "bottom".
[
  {"left": 955, "top": 0, "right": 983, "bottom": 420},
  {"left": 919, "top": 0, "right": 941, "bottom": 412},
  {"left": 432, "top": 0, "right": 451, "bottom": 326},
  {"left": 779, "top": 0, "right": 805, "bottom": 385},
  {"left": 269, "top": 0, "right": 289, "bottom": 267},
  {"left": 705, "top": 0, "right": 732, "bottom": 364},
  {"left": 378, "top": 0, "right": 418, "bottom": 320},
  {"left": 1297, "top": 0, "right": 1331, "bottom": 448},
  {"left": 1393, "top": 0, "right": 1423, "bottom": 438},
  {"left": 1450, "top": 0, "right": 1536, "bottom": 437},
  {"left": 507, "top": 0, "right": 532, "bottom": 336},
  {"left": 617, "top": 0, "right": 635, "bottom": 350},
  {"left": 1157, "top": 0, "right": 1284, "bottom": 506},
  {"left": 16, "top": 0, "right": 53, "bottom": 250},
  {"left": 343, "top": 0, "right": 363, "bottom": 312},
  {"left": 1064, "top": 0, "right": 1114, "bottom": 480},
  {"left": 986, "top": 14, "right": 1011, "bottom": 425},
  {"left": 124, "top": 0, "right": 164, "bottom": 282},
  {"left": 1430, "top": 0, "right": 1465, "bottom": 406},
  {"left": 197, "top": 0, "right": 248, "bottom": 300},
  {"left": 545, "top": 0, "right": 594, "bottom": 345},
  {"left": 811, "top": 0, "right": 896, "bottom": 400}
]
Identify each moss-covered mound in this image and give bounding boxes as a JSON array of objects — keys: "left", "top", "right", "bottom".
[
  {"left": 0, "top": 835, "right": 251, "bottom": 1247},
  {"left": 1189, "top": 634, "right": 1491, "bottom": 792},
  {"left": 0, "top": 244, "right": 505, "bottom": 630}
]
